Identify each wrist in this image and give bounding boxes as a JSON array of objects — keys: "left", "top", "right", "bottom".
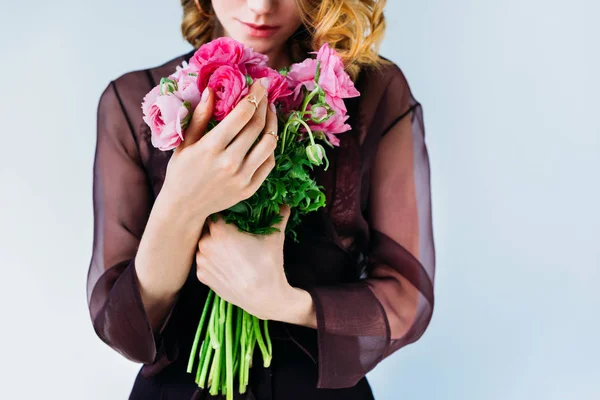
[
  {"left": 272, "top": 286, "right": 317, "bottom": 329},
  {"left": 155, "top": 187, "right": 209, "bottom": 230}
]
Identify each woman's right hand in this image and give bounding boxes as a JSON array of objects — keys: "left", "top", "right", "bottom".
[{"left": 161, "top": 78, "right": 278, "bottom": 222}]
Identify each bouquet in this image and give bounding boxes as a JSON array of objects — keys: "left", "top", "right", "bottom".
[{"left": 141, "top": 37, "right": 359, "bottom": 399}]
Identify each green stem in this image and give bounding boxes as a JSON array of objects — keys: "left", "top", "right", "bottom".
[
  {"left": 208, "top": 294, "right": 220, "bottom": 349},
  {"left": 233, "top": 306, "right": 242, "bottom": 367},
  {"left": 291, "top": 117, "right": 317, "bottom": 145},
  {"left": 301, "top": 87, "right": 320, "bottom": 115},
  {"left": 225, "top": 302, "right": 234, "bottom": 400},
  {"left": 219, "top": 296, "right": 226, "bottom": 324},
  {"left": 211, "top": 297, "right": 226, "bottom": 395},
  {"left": 253, "top": 316, "right": 271, "bottom": 367},
  {"left": 195, "top": 339, "right": 207, "bottom": 384},
  {"left": 187, "top": 289, "right": 215, "bottom": 373},
  {"left": 199, "top": 334, "right": 214, "bottom": 388},
  {"left": 239, "top": 310, "right": 247, "bottom": 394},
  {"left": 280, "top": 118, "right": 292, "bottom": 155},
  {"left": 264, "top": 319, "right": 272, "bottom": 359},
  {"left": 244, "top": 319, "right": 256, "bottom": 388}
]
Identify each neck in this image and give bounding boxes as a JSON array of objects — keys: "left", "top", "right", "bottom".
[{"left": 265, "top": 46, "right": 292, "bottom": 71}]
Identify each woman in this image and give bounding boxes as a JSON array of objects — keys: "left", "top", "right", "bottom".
[{"left": 87, "top": 0, "right": 435, "bottom": 399}]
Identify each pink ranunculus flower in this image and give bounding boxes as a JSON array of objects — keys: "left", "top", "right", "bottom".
[
  {"left": 287, "top": 43, "right": 360, "bottom": 103},
  {"left": 207, "top": 65, "right": 249, "bottom": 121},
  {"left": 141, "top": 86, "right": 189, "bottom": 151},
  {"left": 286, "top": 58, "right": 319, "bottom": 101},
  {"left": 310, "top": 105, "right": 328, "bottom": 122},
  {"left": 169, "top": 60, "right": 199, "bottom": 80},
  {"left": 247, "top": 64, "right": 292, "bottom": 103},
  {"left": 189, "top": 37, "right": 245, "bottom": 70},
  {"left": 314, "top": 43, "right": 360, "bottom": 98},
  {"left": 308, "top": 94, "right": 351, "bottom": 147},
  {"left": 176, "top": 72, "right": 202, "bottom": 109},
  {"left": 240, "top": 47, "right": 269, "bottom": 68}
]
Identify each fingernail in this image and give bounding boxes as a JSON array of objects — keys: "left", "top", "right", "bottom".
[
  {"left": 269, "top": 103, "right": 276, "bottom": 113},
  {"left": 201, "top": 87, "right": 209, "bottom": 103},
  {"left": 260, "top": 77, "right": 270, "bottom": 88}
]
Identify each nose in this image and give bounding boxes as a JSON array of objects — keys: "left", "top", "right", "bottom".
[{"left": 247, "top": 0, "right": 275, "bottom": 15}]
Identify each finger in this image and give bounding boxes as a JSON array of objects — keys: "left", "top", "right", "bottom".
[
  {"left": 174, "top": 88, "right": 214, "bottom": 155},
  {"left": 239, "top": 102, "right": 278, "bottom": 178},
  {"left": 204, "top": 78, "right": 268, "bottom": 150},
  {"left": 273, "top": 204, "right": 292, "bottom": 230},
  {"left": 226, "top": 95, "right": 268, "bottom": 161},
  {"left": 263, "top": 102, "right": 279, "bottom": 145},
  {"left": 272, "top": 204, "right": 291, "bottom": 233},
  {"left": 206, "top": 213, "right": 224, "bottom": 234},
  {"left": 243, "top": 152, "right": 275, "bottom": 199}
]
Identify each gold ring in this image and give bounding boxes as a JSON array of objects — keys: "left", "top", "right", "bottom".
[
  {"left": 265, "top": 131, "right": 279, "bottom": 141},
  {"left": 246, "top": 94, "right": 259, "bottom": 109}
]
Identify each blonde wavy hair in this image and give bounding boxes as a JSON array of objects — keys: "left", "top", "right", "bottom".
[{"left": 180, "top": 0, "right": 388, "bottom": 80}]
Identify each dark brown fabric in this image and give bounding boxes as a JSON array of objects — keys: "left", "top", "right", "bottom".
[{"left": 87, "top": 48, "right": 435, "bottom": 399}]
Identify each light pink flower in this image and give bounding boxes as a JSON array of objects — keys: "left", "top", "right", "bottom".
[
  {"left": 176, "top": 73, "right": 202, "bottom": 108},
  {"left": 308, "top": 95, "right": 351, "bottom": 147},
  {"left": 169, "top": 60, "right": 199, "bottom": 80},
  {"left": 207, "top": 65, "right": 249, "bottom": 121},
  {"left": 287, "top": 43, "right": 360, "bottom": 102},
  {"left": 314, "top": 43, "right": 360, "bottom": 98},
  {"left": 286, "top": 58, "right": 319, "bottom": 100},
  {"left": 141, "top": 86, "right": 189, "bottom": 151},
  {"left": 310, "top": 105, "right": 328, "bottom": 122},
  {"left": 240, "top": 47, "right": 269, "bottom": 67}
]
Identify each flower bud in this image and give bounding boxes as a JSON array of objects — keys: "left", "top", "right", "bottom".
[
  {"left": 310, "top": 105, "right": 330, "bottom": 123},
  {"left": 306, "top": 143, "right": 329, "bottom": 171},
  {"left": 159, "top": 77, "right": 178, "bottom": 95}
]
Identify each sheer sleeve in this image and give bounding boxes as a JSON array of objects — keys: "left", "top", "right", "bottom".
[
  {"left": 305, "top": 66, "right": 435, "bottom": 389},
  {"left": 86, "top": 79, "right": 176, "bottom": 366}
]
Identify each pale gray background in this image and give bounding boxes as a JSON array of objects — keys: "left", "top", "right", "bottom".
[{"left": 1, "top": 0, "right": 598, "bottom": 399}]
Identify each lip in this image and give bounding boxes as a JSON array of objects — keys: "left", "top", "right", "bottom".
[{"left": 238, "top": 20, "right": 280, "bottom": 38}]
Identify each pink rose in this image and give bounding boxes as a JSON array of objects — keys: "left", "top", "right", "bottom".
[
  {"left": 247, "top": 64, "right": 291, "bottom": 103},
  {"left": 189, "top": 37, "right": 245, "bottom": 70},
  {"left": 206, "top": 65, "right": 249, "bottom": 121},
  {"left": 141, "top": 86, "right": 189, "bottom": 151}
]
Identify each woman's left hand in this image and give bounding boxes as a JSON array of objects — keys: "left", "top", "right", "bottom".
[{"left": 195, "top": 204, "right": 293, "bottom": 321}]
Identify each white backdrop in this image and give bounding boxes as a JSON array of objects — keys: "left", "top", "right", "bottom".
[{"left": 1, "top": 0, "right": 598, "bottom": 399}]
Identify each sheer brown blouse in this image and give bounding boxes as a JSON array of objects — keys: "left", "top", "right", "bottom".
[{"left": 87, "top": 48, "right": 435, "bottom": 396}]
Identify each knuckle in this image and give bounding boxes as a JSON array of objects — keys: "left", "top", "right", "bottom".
[
  {"left": 257, "top": 112, "right": 267, "bottom": 128},
  {"left": 220, "top": 155, "right": 238, "bottom": 174},
  {"left": 195, "top": 251, "right": 204, "bottom": 267},
  {"left": 239, "top": 107, "right": 254, "bottom": 121},
  {"left": 197, "top": 238, "right": 208, "bottom": 253},
  {"left": 250, "top": 118, "right": 264, "bottom": 132},
  {"left": 196, "top": 266, "right": 206, "bottom": 282},
  {"left": 238, "top": 174, "right": 251, "bottom": 192},
  {"left": 240, "top": 181, "right": 254, "bottom": 199}
]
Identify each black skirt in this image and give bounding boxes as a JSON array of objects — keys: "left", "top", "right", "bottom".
[{"left": 129, "top": 321, "right": 375, "bottom": 400}]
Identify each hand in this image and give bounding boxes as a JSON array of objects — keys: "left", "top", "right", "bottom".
[
  {"left": 160, "top": 78, "right": 278, "bottom": 224},
  {"left": 195, "top": 204, "right": 293, "bottom": 321}
]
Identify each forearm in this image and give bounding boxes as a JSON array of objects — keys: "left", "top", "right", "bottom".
[{"left": 134, "top": 188, "right": 208, "bottom": 331}]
